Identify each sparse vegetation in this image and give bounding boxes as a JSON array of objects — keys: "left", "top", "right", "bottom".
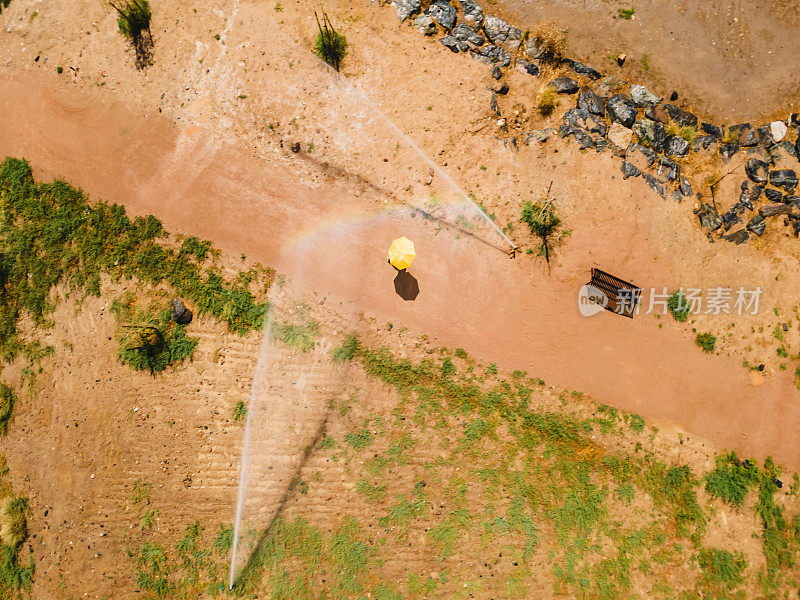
[
  {"left": 332, "top": 333, "right": 359, "bottom": 362},
  {"left": 531, "top": 20, "right": 567, "bottom": 63},
  {"left": 665, "top": 122, "right": 698, "bottom": 142},
  {"left": 232, "top": 400, "right": 247, "bottom": 422},
  {"left": 0, "top": 385, "right": 15, "bottom": 436},
  {"left": 536, "top": 86, "right": 558, "bottom": 116},
  {"left": 274, "top": 318, "right": 319, "bottom": 352},
  {"left": 667, "top": 290, "right": 690, "bottom": 322},
  {"left": 618, "top": 6, "right": 635, "bottom": 19},
  {"left": 0, "top": 480, "right": 34, "bottom": 594},
  {"left": 0, "top": 158, "right": 272, "bottom": 367},
  {"left": 521, "top": 195, "right": 561, "bottom": 264},
  {"left": 109, "top": 0, "right": 154, "bottom": 68},
  {"left": 314, "top": 11, "right": 347, "bottom": 72},
  {"left": 113, "top": 301, "right": 198, "bottom": 375},
  {"left": 695, "top": 332, "right": 716, "bottom": 353}
]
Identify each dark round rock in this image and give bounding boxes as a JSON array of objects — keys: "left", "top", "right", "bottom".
[
  {"left": 549, "top": 76, "right": 579, "bottom": 94},
  {"left": 171, "top": 298, "right": 193, "bottom": 325},
  {"left": 669, "top": 91, "right": 678, "bottom": 101},
  {"left": 491, "top": 64, "right": 502, "bottom": 80},
  {"left": 606, "top": 94, "right": 637, "bottom": 128}
]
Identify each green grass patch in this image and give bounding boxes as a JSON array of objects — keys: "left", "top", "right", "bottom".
[
  {"left": 0, "top": 385, "right": 15, "bottom": 437},
  {"left": 667, "top": 291, "right": 690, "bottom": 322},
  {"left": 617, "top": 6, "right": 635, "bottom": 19},
  {"left": 273, "top": 319, "right": 318, "bottom": 352},
  {"left": 332, "top": 332, "right": 359, "bottom": 362},
  {"left": 112, "top": 300, "right": 198, "bottom": 374},
  {"left": 705, "top": 452, "right": 759, "bottom": 507},
  {"left": 695, "top": 332, "right": 716, "bottom": 353},
  {"left": 0, "top": 158, "right": 272, "bottom": 366}
]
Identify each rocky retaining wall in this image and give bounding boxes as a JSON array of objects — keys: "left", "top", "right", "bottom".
[{"left": 388, "top": 0, "right": 800, "bottom": 245}]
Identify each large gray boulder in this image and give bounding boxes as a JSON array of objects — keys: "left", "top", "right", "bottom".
[
  {"left": 664, "top": 135, "right": 690, "bottom": 157},
  {"left": 452, "top": 23, "right": 484, "bottom": 50},
  {"left": 549, "top": 76, "right": 579, "bottom": 94},
  {"left": 577, "top": 87, "right": 605, "bottom": 116},
  {"left": 413, "top": 14, "right": 436, "bottom": 35},
  {"left": 632, "top": 118, "right": 666, "bottom": 153},
  {"left": 482, "top": 15, "right": 522, "bottom": 51},
  {"left": 425, "top": 0, "right": 457, "bottom": 29},
  {"left": 471, "top": 44, "right": 511, "bottom": 67},
  {"left": 663, "top": 103, "right": 698, "bottom": 127},
  {"left": 459, "top": 0, "right": 484, "bottom": 27},
  {"left": 770, "top": 169, "right": 798, "bottom": 192},
  {"left": 606, "top": 94, "right": 637, "bottom": 128},
  {"left": 392, "top": 0, "right": 421, "bottom": 21},
  {"left": 697, "top": 203, "right": 723, "bottom": 230},
  {"left": 562, "top": 58, "right": 601, "bottom": 80},
  {"left": 630, "top": 84, "right": 659, "bottom": 107}
]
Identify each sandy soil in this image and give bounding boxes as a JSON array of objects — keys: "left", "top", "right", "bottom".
[
  {"left": 2, "top": 0, "right": 800, "bottom": 594},
  {"left": 493, "top": 0, "right": 800, "bottom": 123}
]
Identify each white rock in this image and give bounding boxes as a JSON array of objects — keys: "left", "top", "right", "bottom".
[
  {"left": 608, "top": 121, "right": 633, "bottom": 150},
  {"left": 770, "top": 120, "right": 788, "bottom": 142},
  {"left": 630, "top": 84, "right": 659, "bottom": 107}
]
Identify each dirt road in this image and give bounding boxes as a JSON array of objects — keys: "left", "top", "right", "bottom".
[{"left": 3, "top": 70, "right": 799, "bottom": 471}]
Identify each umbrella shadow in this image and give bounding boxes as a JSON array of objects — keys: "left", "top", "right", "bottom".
[{"left": 393, "top": 269, "right": 420, "bottom": 301}]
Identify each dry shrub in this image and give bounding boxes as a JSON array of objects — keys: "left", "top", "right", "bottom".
[
  {"left": 533, "top": 20, "right": 567, "bottom": 62},
  {"left": 0, "top": 496, "right": 27, "bottom": 547},
  {"left": 537, "top": 86, "right": 558, "bottom": 117}
]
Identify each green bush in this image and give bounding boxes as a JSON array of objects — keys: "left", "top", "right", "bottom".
[
  {"left": 667, "top": 291, "right": 690, "bottom": 322},
  {"left": 705, "top": 452, "right": 760, "bottom": 506},
  {"left": 0, "top": 158, "right": 271, "bottom": 364},
  {"left": 232, "top": 400, "right": 247, "bottom": 422},
  {"left": 695, "top": 332, "right": 716, "bottom": 353},
  {"left": 698, "top": 548, "right": 746, "bottom": 590},
  {"left": 110, "top": 0, "right": 154, "bottom": 68},
  {"left": 113, "top": 302, "right": 198, "bottom": 374},
  {"left": 332, "top": 333, "right": 359, "bottom": 363},
  {"left": 617, "top": 7, "right": 635, "bottom": 19},
  {"left": 314, "top": 12, "right": 347, "bottom": 72},
  {"left": 521, "top": 199, "right": 561, "bottom": 264}
]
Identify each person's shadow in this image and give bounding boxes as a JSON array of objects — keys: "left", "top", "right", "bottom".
[{"left": 393, "top": 269, "right": 420, "bottom": 301}]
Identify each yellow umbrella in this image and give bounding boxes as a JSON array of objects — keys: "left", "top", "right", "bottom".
[{"left": 387, "top": 236, "right": 416, "bottom": 270}]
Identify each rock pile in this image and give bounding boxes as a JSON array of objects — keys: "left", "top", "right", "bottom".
[{"left": 388, "top": 0, "right": 800, "bottom": 245}]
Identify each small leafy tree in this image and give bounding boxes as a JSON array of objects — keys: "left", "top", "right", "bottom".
[
  {"left": 314, "top": 11, "right": 347, "bottom": 72},
  {"left": 521, "top": 187, "right": 561, "bottom": 264},
  {"left": 110, "top": 0, "right": 154, "bottom": 68}
]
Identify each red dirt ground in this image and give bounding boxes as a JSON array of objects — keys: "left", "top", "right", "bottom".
[{"left": 3, "top": 68, "right": 799, "bottom": 473}]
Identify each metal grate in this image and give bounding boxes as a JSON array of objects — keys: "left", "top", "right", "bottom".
[{"left": 587, "top": 268, "right": 642, "bottom": 318}]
